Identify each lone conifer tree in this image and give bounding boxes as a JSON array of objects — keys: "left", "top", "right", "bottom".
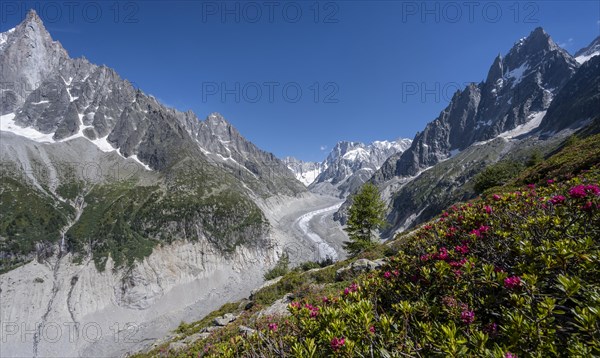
[{"left": 343, "top": 183, "right": 386, "bottom": 256}]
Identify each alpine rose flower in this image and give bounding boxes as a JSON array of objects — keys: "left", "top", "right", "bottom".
[
  {"left": 461, "top": 310, "right": 475, "bottom": 324},
  {"left": 582, "top": 202, "right": 594, "bottom": 211},
  {"left": 331, "top": 337, "right": 345, "bottom": 351},
  {"left": 504, "top": 276, "right": 522, "bottom": 289},
  {"left": 569, "top": 184, "right": 600, "bottom": 198}
]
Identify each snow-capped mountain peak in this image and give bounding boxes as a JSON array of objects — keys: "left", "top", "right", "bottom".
[
  {"left": 285, "top": 138, "right": 411, "bottom": 193},
  {"left": 574, "top": 35, "right": 600, "bottom": 64}
]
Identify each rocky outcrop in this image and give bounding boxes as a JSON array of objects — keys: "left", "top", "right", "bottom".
[
  {"left": 377, "top": 27, "right": 577, "bottom": 181},
  {"left": 538, "top": 55, "right": 600, "bottom": 134},
  {"left": 335, "top": 258, "right": 386, "bottom": 281}
]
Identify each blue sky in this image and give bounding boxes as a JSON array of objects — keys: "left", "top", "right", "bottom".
[{"left": 1, "top": 1, "right": 598, "bottom": 162}]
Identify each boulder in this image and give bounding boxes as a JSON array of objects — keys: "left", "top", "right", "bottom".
[
  {"left": 257, "top": 293, "right": 294, "bottom": 318},
  {"left": 239, "top": 325, "right": 257, "bottom": 336},
  {"left": 213, "top": 312, "right": 237, "bottom": 326},
  {"left": 335, "top": 258, "right": 385, "bottom": 281},
  {"left": 168, "top": 341, "right": 187, "bottom": 351}
]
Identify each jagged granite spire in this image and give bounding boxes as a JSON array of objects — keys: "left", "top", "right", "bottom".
[
  {"left": 373, "top": 27, "right": 578, "bottom": 180},
  {"left": 485, "top": 54, "right": 503, "bottom": 83},
  {"left": 0, "top": 9, "right": 70, "bottom": 113}
]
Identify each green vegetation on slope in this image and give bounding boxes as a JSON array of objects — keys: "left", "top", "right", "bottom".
[
  {"left": 140, "top": 133, "right": 600, "bottom": 357},
  {"left": 67, "top": 175, "right": 267, "bottom": 271},
  {"left": 0, "top": 175, "right": 74, "bottom": 272}
]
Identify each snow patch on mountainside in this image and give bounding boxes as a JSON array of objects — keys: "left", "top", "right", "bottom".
[
  {"left": 342, "top": 147, "right": 369, "bottom": 161},
  {"left": 575, "top": 52, "right": 599, "bottom": 64},
  {"left": 506, "top": 63, "right": 529, "bottom": 87},
  {"left": 295, "top": 168, "right": 322, "bottom": 186},
  {"left": 499, "top": 111, "right": 547, "bottom": 139},
  {"left": 1, "top": 113, "right": 55, "bottom": 142},
  {"left": 1, "top": 113, "right": 153, "bottom": 170}
]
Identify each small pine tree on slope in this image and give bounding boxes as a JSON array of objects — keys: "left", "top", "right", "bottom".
[{"left": 343, "top": 183, "right": 387, "bottom": 256}]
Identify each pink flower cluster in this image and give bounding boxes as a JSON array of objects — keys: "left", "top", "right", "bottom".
[
  {"left": 470, "top": 225, "right": 490, "bottom": 238},
  {"left": 549, "top": 195, "right": 566, "bottom": 205},
  {"left": 436, "top": 247, "right": 449, "bottom": 260},
  {"left": 304, "top": 303, "right": 320, "bottom": 318},
  {"left": 454, "top": 242, "right": 470, "bottom": 254},
  {"left": 504, "top": 276, "right": 522, "bottom": 289},
  {"left": 569, "top": 184, "right": 600, "bottom": 198},
  {"left": 505, "top": 352, "right": 517, "bottom": 358},
  {"left": 484, "top": 205, "right": 493, "bottom": 214},
  {"left": 289, "top": 301, "right": 301, "bottom": 310},
  {"left": 449, "top": 258, "right": 467, "bottom": 268},
  {"left": 445, "top": 226, "right": 458, "bottom": 238},
  {"left": 421, "top": 247, "right": 451, "bottom": 262},
  {"left": 268, "top": 323, "right": 278, "bottom": 331},
  {"left": 330, "top": 337, "right": 345, "bottom": 351},
  {"left": 344, "top": 283, "right": 358, "bottom": 295},
  {"left": 461, "top": 310, "right": 475, "bottom": 324},
  {"left": 582, "top": 201, "right": 595, "bottom": 211}
]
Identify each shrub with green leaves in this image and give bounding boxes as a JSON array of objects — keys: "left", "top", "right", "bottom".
[
  {"left": 473, "top": 161, "right": 524, "bottom": 193},
  {"left": 189, "top": 169, "right": 599, "bottom": 357}
]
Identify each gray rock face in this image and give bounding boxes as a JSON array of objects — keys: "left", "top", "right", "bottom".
[
  {"left": 0, "top": 10, "right": 69, "bottom": 114},
  {"left": 238, "top": 325, "right": 257, "bottom": 336},
  {"left": 285, "top": 139, "right": 411, "bottom": 197},
  {"left": 538, "top": 55, "right": 600, "bottom": 134},
  {"left": 376, "top": 27, "right": 577, "bottom": 181}
]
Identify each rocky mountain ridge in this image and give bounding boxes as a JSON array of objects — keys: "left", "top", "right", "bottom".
[
  {"left": 285, "top": 139, "right": 412, "bottom": 197},
  {"left": 337, "top": 28, "right": 599, "bottom": 234}
]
